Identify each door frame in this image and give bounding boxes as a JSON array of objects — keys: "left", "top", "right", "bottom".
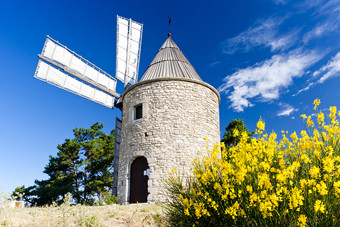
[{"left": 128, "top": 155, "right": 149, "bottom": 203}]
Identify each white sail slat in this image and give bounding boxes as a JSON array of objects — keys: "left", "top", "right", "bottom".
[
  {"left": 116, "top": 15, "right": 143, "bottom": 85},
  {"left": 43, "top": 39, "right": 55, "bottom": 59},
  {"left": 34, "top": 59, "right": 116, "bottom": 108},
  {"left": 40, "top": 37, "right": 117, "bottom": 96}
]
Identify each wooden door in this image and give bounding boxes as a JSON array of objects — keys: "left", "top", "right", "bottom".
[{"left": 129, "top": 156, "right": 149, "bottom": 203}]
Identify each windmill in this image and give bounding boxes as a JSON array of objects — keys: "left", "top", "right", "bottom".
[{"left": 33, "top": 15, "right": 143, "bottom": 196}]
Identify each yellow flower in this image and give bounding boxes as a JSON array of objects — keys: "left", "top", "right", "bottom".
[
  {"left": 249, "top": 193, "right": 258, "bottom": 206},
  {"left": 309, "top": 166, "right": 320, "bottom": 179},
  {"left": 334, "top": 181, "right": 340, "bottom": 198},
  {"left": 314, "top": 200, "right": 325, "bottom": 213},
  {"left": 257, "top": 119, "right": 265, "bottom": 131},
  {"left": 225, "top": 201, "right": 239, "bottom": 219},
  {"left": 290, "top": 132, "right": 298, "bottom": 143},
  {"left": 317, "top": 111, "right": 325, "bottom": 125},
  {"left": 325, "top": 146, "right": 334, "bottom": 155},
  {"left": 175, "top": 99, "right": 340, "bottom": 225},
  {"left": 300, "top": 179, "right": 307, "bottom": 188},
  {"left": 289, "top": 187, "right": 304, "bottom": 209},
  {"left": 322, "top": 156, "right": 334, "bottom": 173},
  {"left": 258, "top": 172, "right": 271, "bottom": 189},
  {"left": 306, "top": 116, "right": 314, "bottom": 127},
  {"left": 313, "top": 98, "right": 320, "bottom": 110},
  {"left": 316, "top": 181, "right": 328, "bottom": 196},
  {"left": 329, "top": 106, "right": 337, "bottom": 124},
  {"left": 300, "top": 114, "right": 307, "bottom": 119},
  {"left": 259, "top": 200, "right": 274, "bottom": 218},
  {"left": 233, "top": 128, "right": 239, "bottom": 137},
  {"left": 246, "top": 185, "right": 253, "bottom": 194},
  {"left": 298, "top": 214, "right": 307, "bottom": 227},
  {"left": 193, "top": 202, "right": 205, "bottom": 219},
  {"left": 213, "top": 182, "right": 223, "bottom": 194}
]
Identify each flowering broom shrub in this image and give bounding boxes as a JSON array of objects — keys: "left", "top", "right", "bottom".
[{"left": 165, "top": 99, "right": 340, "bottom": 226}]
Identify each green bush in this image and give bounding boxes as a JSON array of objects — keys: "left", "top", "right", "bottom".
[
  {"left": 103, "top": 192, "right": 117, "bottom": 205},
  {"left": 165, "top": 100, "right": 340, "bottom": 226}
]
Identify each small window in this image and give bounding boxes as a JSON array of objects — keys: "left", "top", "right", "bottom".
[{"left": 135, "top": 104, "right": 143, "bottom": 120}]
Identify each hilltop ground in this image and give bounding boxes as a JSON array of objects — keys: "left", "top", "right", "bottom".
[{"left": 0, "top": 203, "right": 166, "bottom": 227}]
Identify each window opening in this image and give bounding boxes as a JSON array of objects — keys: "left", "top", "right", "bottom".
[{"left": 135, "top": 104, "right": 143, "bottom": 120}]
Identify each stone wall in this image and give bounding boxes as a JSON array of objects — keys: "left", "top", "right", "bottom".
[{"left": 117, "top": 78, "right": 220, "bottom": 203}]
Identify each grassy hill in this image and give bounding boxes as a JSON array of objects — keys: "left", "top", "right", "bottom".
[{"left": 0, "top": 203, "right": 166, "bottom": 226}]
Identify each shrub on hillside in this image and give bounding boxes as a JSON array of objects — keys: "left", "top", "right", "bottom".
[{"left": 166, "top": 99, "right": 340, "bottom": 226}]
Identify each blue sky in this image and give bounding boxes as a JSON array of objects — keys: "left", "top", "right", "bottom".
[{"left": 1, "top": 0, "right": 340, "bottom": 194}]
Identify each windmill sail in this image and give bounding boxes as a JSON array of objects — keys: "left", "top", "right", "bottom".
[
  {"left": 34, "top": 36, "right": 120, "bottom": 108},
  {"left": 116, "top": 15, "right": 143, "bottom": 86}
]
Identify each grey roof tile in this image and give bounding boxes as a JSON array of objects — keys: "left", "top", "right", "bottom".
[{"left": 139, "top": 36, "right": 202, "bottom": 82}]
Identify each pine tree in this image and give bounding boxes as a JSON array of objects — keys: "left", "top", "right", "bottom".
[
  {"left": 221, "top": 119, "right": 254, "bottom": 147},
  {"left": 13, "top": 122, "right": 115, "bottom": 206}
]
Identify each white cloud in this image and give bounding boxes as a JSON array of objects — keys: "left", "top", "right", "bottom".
[
  {"left": 303, "top": 22, "right": 338, "bottom": 43},
  {"left": 302, "top": 0, "right": 340, "bottom": 43},
  {"left": 209, "top": 61, "right": 221, "bottom": 67},
  {"left": 319, "top": 0, "right": 340, "bottom": 17},
  {"left": 277, "top": 104, "right": 298, "bottom": 116},
  {"left": 221, "top": 17, "right": 298, "bottom": 54},
  {"left": 296, "top": 52, "right": 340, "bottom": 95},
  {"left": 316, "top": 52, "right": 340, "bottom": 83},
  {"left": 272, "top": 0, "right": 289, "bottom": 5},
  {"left": 298, "top": 0, "right": 325, "bottom": 10},
  {"left": 219, "top": 50, "right": 321, "bottom": 112},
  {"left": 294, "top": 82, "right": 315, "bottom": 96}
]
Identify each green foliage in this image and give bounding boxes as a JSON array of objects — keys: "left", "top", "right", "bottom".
[
  {"left": 165, "top": 175, "right": 198, "bottom": 226},
  {"left": 221, "top": 119, "right": 254, "bottom": 147},
  {"left": 14, "top": 122, "right": 115, "bottom": 206},
  {"left": 75, "top": 123, "right": 115, "bottom": 205},
  {"left": 1, "top": 220, "right": 13, "bottom": 227},
  {"left": 95, "top": 190, "right": 116, "bottom": 206},
  {"left": 11, "top": 185, "right": 35, "bottom": 205},
  {"left": 102, "top": 191, "right": 117, "bottom": 205},
  {"left": 78, "top": 215, "right": 99, "bottom": 227}
]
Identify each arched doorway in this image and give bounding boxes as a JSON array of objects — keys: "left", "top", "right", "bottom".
[{"left": 129, "top": 156, "right": 149, "bottom": 203}]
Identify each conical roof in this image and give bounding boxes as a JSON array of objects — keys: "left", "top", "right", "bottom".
[{"left": 139, "top": 36, "right": 202, "bottom": 82}]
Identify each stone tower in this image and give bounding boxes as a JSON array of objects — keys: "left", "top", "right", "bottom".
[{"left": 117, "top": 35, "right": 220, "bottom": 204}]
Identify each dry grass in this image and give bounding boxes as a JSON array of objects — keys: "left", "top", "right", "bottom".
[{"left": 0, "top": 203, "right": 166, "bottom": 227}]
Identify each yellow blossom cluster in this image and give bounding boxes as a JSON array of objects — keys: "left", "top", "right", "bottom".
[{"left": 170, "top": 99, "right": 340, "bottom": 226}]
